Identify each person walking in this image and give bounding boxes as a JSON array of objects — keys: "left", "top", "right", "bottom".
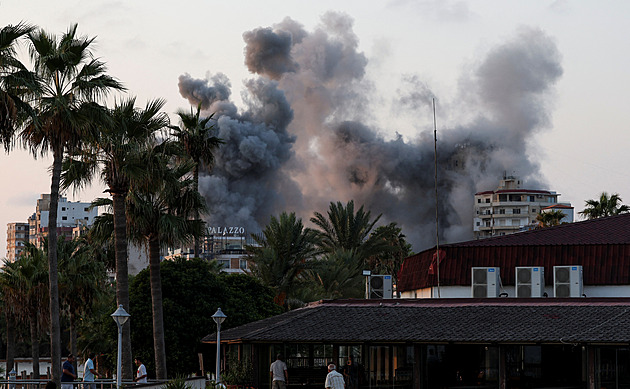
[
  {"left": 61, "top": 354, "right": 77, "bottom": 389},
  {"left": 83, "top": 352, "right": 100, "bottom": 389},
  {"left": 325, "top": 364, "right": 345, "bottom": 389},
  {"left": 134, "top": 358, "right": 148, "bottom": 383},
  {"left": 270, "top": 354, "right": 288, "bottom": 389}
]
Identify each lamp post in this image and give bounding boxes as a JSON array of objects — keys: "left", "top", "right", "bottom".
[
  {"left": 212, "top": 308, "right": 227, "bottom": 386},
  {"left": 111, "top": 305, "right": 131, "bottom": 389}
]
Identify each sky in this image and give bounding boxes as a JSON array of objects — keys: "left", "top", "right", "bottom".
[{"left": 2, "top": 0, "right": 630, "bottom": 254}]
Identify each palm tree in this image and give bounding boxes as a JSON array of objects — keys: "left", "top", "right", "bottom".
[
  {"left": 0, "top": 24, "right": 125, "bottom": 383},
  {"left": 62, "top": 97, "right": 168, "bottom": 378},
  {"left": 58, "top": 236, "right": 108, "bottom": 364},
  {"left": 126, "top": 141, "right": 206, "bottom": 379},
  {"left": 536, "top": 210, "right": 566, "bottom": 228},
  {"left": 170, "top": 103, "right": 223, "bottom": 257},
  {"left": 366, "top": 222, "right": 412, "bottom": 295},
  {"left": 0, "top": 22, "right": 36, "bottom": 138},
  {"left": 310, "top": 200, "right": 388, "bottom": 264},
  {"left": 303, "top": 248, "right": 364, "bottom": 300},
  {"left": 246, "top": 212, "right": 319, "bottom": 307},
  {"left": 579, "top": 192, "right": 630, "bottom": 219},
  {"left": 0, "top": 243, "right": 49, "bottom": 378}
]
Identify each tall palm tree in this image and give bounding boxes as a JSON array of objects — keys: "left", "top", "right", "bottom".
[
  {"left": 1, "top": 24, "right": 125, "bottom": 383},
  {"left": 536, "top": 210, "right": 566, "bottom": 228},
  {"left": 303, "top": 248, "right": 364, "bottom": 301},
  {"left": 366, "top": 222, "right": 412, "bottom": 295},
  {"left": 579, "top": 192, "right": 630, "bottom": 219},
  {"left": 0, "top": 22, "right": 36, "bottom": 138},
  {"left": 62, "top": 97, "right": 168, "bottom": 378},
  {"left": 0, "top": 243, "right": 49, "bottom": 378},
  {"left": 126, "top": 141, "right": 206, "bottom": 379},
  {"left": 246, "top": 212, "right": 319, "bottom": 307},
  {"left": 310, "top": 200, "right": 388, "bottom": 264},
  {"left": 170, "top": 103, "right": 223, "bottom": 257}
]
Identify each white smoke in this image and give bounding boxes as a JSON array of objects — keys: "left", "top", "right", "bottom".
[{"left": 178, "top": 14, "right": 562, "bottom": 251}]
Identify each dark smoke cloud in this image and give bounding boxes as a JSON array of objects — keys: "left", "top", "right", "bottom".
[
  {"left": 178, "top": 73, "right": 232, "bottom": 109},
  {"left": 179, "top": 15, "right": 562, "bottom": 251}
]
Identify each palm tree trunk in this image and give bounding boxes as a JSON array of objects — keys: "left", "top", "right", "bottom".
[
  {"left": 112, "top": 191, "right": 133, "bottom": 379},
  {"left": 6, "top": 314, "right": 15, "bottom": 375},
  {"left": 30, "top": 314, "right": 40, "bottom": 379},
  {"left": 69, "top": 311, "right": 77, "bottom": 370},
  {"left": 148, "top": 235, "right": 167, "bottom": 379},
  {"left": 48, "top": 148, "right": 62, "bottom": 386},
  {"left": 193, "top": 165, "right": 201, "bottom": 258}
]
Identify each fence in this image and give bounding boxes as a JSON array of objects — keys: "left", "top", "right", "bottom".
[{"left": 0, "top": 377, "right": 207, "bottom": 389}]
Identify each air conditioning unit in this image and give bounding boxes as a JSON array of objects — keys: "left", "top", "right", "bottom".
[
  {"left": 369, "top": 275, "right": 393, "bottom": 299},
  {"left": 553, "top": 265, "right": 583, "bottom": 297},
  {"left": 471, "top": 267, "right": 500, "bottom": 298},
  {"left": 515, "top": 267, "right": 545, "bottom": 298}
]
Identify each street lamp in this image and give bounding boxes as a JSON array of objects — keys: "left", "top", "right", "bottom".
[
  {"left": 212, "top": 308, "right": 227, "bottom": 387},
  {"left": 111, "top": 305, "right": 131, "bottom": 389}
]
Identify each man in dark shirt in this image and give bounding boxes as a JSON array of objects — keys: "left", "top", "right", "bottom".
[{"left": 61, "top": 354, "right": 77, "bottom": 389}]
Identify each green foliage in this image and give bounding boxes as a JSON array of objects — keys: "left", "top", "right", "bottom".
[
  {"left": 129, "top": 258, "right": 280, "bottom": 377},
  {"left": 221, "top": 352, "right": 253, "bottom": 386},
  {"left": 579, "top": 192, "right": 630, "bottom": 219},
  {"left": 535, "top": 210, "right": 566, "bottom": 228},
  {"left": 163, "top": 377, "right": 193, "bottom": 389}
]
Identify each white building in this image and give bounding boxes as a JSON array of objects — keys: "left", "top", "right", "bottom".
[{"left": 473, "top": 176, "right": 573, "bottom": 239}]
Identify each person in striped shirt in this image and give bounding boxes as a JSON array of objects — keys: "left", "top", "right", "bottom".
[{"left": 325, "top": 364, "right": 345, "bottom": 389}]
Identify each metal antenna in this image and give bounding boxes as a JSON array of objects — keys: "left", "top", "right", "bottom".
[{"left": 433, "top": 98, "right": 441, "bottom": 298}]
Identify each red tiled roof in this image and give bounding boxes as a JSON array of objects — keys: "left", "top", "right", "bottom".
[
  {"left": 397, "top": 214, "right": 630, "bottom": 292},
  {"left": 203, "top": 298, "right": 630, "bottom": 344},
  {"left": 543, "top": 204, "right": 574, "bottom": 210}
]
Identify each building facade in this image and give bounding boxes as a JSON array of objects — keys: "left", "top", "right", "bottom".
[
  {"left": 5, "top": 222, "right": 30, "bottom": 262},
  {"left": 473, "top": 176, "right": 573, "bottom": 239}
]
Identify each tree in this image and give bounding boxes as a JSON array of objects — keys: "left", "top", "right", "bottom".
[
  {"left": 0, "top": 243, "right": 49, "bottom": 378},
  {"left": 126, "top": 142, "right": 206, "bottom": 379},
  {"left": 170, "top": 103, "right": 223, "bottom": 257},
  {"left": 366, "top": 223, "right": 412, "bottom": 295},
  {"left": 62, "top": 97, "right": 168, "bottom": 378},
  {"left": 246, "top": 212, "right": 319, "bottom": 307},
  {"left": 302, "top": 248, "right": 365, "bottom": 300},
  {"left": 0, "top": 22, "right": 36, "bottom": 138},
  {"left": 535, "top": 210, "right": 566, "bottom": 228},
  {"left": 310, "top": 200, "right": 389, "bottom": 266},
  {"left": 0, "top": 24, "right": 124, "bottom": 383},
  {"left": 58, "top": 236, "right": 108, "bottom": 364},
  {"left": 129, "top": 258, "right": 281, "bottom": 377},
  {"left": 579, "top": 192, "right": 630, "bottom": 219}
]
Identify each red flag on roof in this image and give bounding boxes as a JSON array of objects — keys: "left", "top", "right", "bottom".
[{"left": 428, "top": 249, "right": 446, "bottom": 275}]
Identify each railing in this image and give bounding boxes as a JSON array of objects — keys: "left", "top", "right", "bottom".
[{"left": 0, "top": 377, "right": 207, "bottom": 389}]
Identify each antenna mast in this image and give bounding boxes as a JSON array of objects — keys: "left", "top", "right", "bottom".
[{"left": 433, "top": 98, "right": 441, "bottom": 298}]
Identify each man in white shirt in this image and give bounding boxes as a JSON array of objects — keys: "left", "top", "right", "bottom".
[
  {"left": 83, "top": 352, "right": 100, "bottom": 389},
  {"left": 325, "top": 364, "right": 345, "bottom": 389},
  {"left": 134, "top": 358, "right": 148, "bottom": 383},
  {"left": 270, "top": 354, "right": 288, "bottom": 389}
]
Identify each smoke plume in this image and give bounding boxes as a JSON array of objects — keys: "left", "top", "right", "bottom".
[{"left": 178, "top": 14, "right": 563, "bottom": 251}]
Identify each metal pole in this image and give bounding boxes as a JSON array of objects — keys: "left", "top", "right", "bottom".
[
  {"left": 215, "top": 321, "right": 222, "bottom": 385},
  {"left": 433, "top": 98, "right": 441, "bottom": 298},
  {"left": 117, "top": 325, "right": 122, "bottom": 389}
]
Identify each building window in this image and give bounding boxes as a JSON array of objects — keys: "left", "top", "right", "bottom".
[
  {"left": 84, "top": 217, "right": 89, "bottom": 220},
  {"left": 477, "top": 199, "right": 481, "bottom": 203},
  {"left": 485, "top": 198, "right": 490, "bottom": 203},
  {"left": 499, "top": 209, "right": 506, "bottom": 214},
  {"left": 513, "top": 209, "right": 521, "bottom": 214},
  {"left": 239, "top": 259, "right": 247, "bottom": 270},
  {"left": 84, "top": 207, "right": 89, "bottom": 211},
  {"left": 61, "top": 207, "right": 66, "bottom": 211},
  {"left": 218, "top": 259, "right": 230, "bottom": 268},
  {"left": 62, "top": 216, "right": 67, "bottom": 220},
  {"left": 476, "top": 222, "right": 480, "bottom": 226},
  {"left": 529, "top": 196, "right": 535, "bottom": 202},
  {"left": 499, "top": 194, "right": 507, "bottom": 202},
  {"left": 532, "top": 209, "right": 536, "bottom": 213}
]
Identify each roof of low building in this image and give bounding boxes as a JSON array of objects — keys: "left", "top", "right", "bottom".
[
  {"left": 202, "top": 298, "right": 630, "bottom": 345},
  {"left": 398, "top": 214, "right": 630, "bottom": 291}
]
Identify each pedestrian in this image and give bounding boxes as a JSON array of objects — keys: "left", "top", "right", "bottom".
[
  {"left": 83, "top": 352, "right": 100, "bottom": 389},
  {"left": 61, "top": 354, "right": 77, "bottom": 389},
  {"left": 269, "top": 354, "right": 288, "bottom": 389},
  {"left": 134, "top": 357, "right": 148, "bottom": 383},
  {"left": 325, "top": 364, "right": 345, "bottom": 389}
]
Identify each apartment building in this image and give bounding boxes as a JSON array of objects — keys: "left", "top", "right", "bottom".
[
  {"left": 473, "top": 176, "right": 573, "bottom": 239},
  {"left": 6, "top": 222, "right": 30, "bottom": 262}
]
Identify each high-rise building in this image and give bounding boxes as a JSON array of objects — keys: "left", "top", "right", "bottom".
[
  {"left": 6, "top": 222, "right": 30, "bottom": 262},
  {"left": 473, "top": 176, "right": 573, "bottom": 239}
]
